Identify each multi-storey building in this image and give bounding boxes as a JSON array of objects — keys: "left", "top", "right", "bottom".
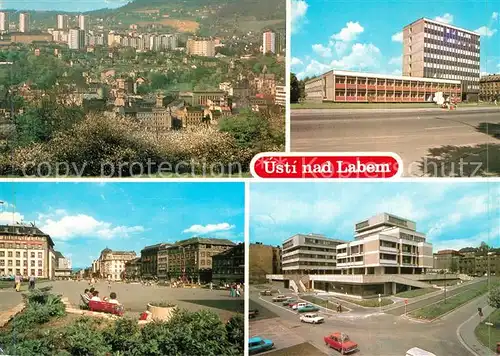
[
  {"left": 124, "top": 257, "right": 141, "bottom": 281},
  {"left": 262, "top": 31, "right": 276, "bottom": 54},
  {"left": 479, "top": 74, "right": 500, "bottom": 101},
  {"left": 0, "top": 12, "right": 7, "bottom": 33},
  {"left": 0, "top": 225, "right": 55, "bottom": 279},
  {"left": 186, "top": 38, "right": 215, "bottom": 57},
  {"left": 77, "top": 15, "right": 85, "bottom": 30},
  {"left": 54, "top": 251, "right": 72, "bottom": 279},
  {"left": 140, "top": 243, "right": 163, "bottom": 279},
  {"left": 304, "top": 70, "right": 461, "bottom": 103},
  {"left": 282, "top": 234, "right": 345, "bottom": 275},
  {"left": 68, "top": 28, "right": 85, "bottom": 50},
  {"left": 275, "top": 85, "right": 286, "bottom": 106},
  {"left": 212, "top": 243, "right": 245, "bottom": 284},
  {"left": 179, "top": 91, "right": 227, "bottom": 107},
  {"left": 57, "top": 14, "right": 69, "bottom": 30},
  {"left": 249, "top": 243, "right": 282, "bottom": 282},
  {"left": 403, "top": 18, "right": 480, "bottom": 101},
  {"left": 166, "top": 237, "right": 235, "bottom": 283},
  {"left": 433, "top": 249, "right": 462, "bottom": 271},
  {"left": 96, "top": 248, "right": 136, "bottom": 281},
  {"left": 19, "top": 13, "right": 29, "bottom": 33},
  {"left": 157, "top": 244, "right": 173, "bottom": 280}
]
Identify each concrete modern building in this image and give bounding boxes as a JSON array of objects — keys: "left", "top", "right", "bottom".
[
  {"left": 96, "top": 248, "right": 137, "bottom": 281},
  {"left": 0, "top": 224, "right": 55, "bottom": 279},
  {"left": 186, "top": 38, "right": 215, "bottom": 57},
  {"left": 0, "top": 12, "right": 7, "bottom": 33},
  {"left": 212, "top": 243, "right": 245, "bottom": 284},
  {"left": 262, "top": 31, "right": 276, "bottom": 54},
  {"left": 275, "top": 85, "right": 286, "bottom": 106},
  {"left": 403, "top": 18, "right": 480, "bottom": 101},
  {"left": 57, "top": 14, "right": 69, "bottom": 30},
  {"left": 282, "top": 233, "right": 346, "bottom": 275},
  {"left": 249, "top": 243, "right": 282, "bottom": 283},
  {"left": 68, "top": 28, "right": 85, "bottom": 50},
  {"left": 479, "top": 74, "right": 500, "bottom": 101},
  {"left": 54, "top": 251, "right": 72, "bottom": 279},
  {"left": 433, "top": 249, "right": 462, "bottom": 271},
  {"left": 77, "top": 15, "right": 86, "bottom": 30},
  {"left": 304, "top": 70, "right": 461, "bottom": 103},
  {"left": 19, "top": 13, "right": 29, "bottom": 33}
]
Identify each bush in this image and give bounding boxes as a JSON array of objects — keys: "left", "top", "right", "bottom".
[{"left": 150, "top": 301, "right": 177, "bottom": 308}]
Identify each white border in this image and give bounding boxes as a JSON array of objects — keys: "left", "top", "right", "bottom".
[
  {"left": 250, "top": 151, "right": 404, "bottom": 179},
  {"left": 244, "top": 181, "right": 250, "bottom": 356},
  {"left": 285, "top": 0, "right": 291, "bottom": 153}
]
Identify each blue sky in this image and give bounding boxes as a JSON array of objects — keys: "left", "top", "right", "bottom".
[
  {"left": 0, "top": 0, "right": 128, "bottom": 12},
  {"left": 250, "top": 182, "right": 500, "bottom": 252},
  {"left": 0, "top": 182, "right": 245, "bottom": 269},
  {"left": 291, "top": 0, "right": 500, "bottom": 79}
]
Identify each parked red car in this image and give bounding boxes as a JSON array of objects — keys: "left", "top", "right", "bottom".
[{"left": 324, "top": 332, "right": 358, "bottom": 354}]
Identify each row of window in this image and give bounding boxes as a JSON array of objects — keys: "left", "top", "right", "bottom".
[
  {"left": 0, "top": 260, "right": 43, "bottom": 267},
  {"left": 423, "top": 52, "right": 480, "bottom": 67},
  {"left": 0, "top": 269, "right": 44, "bottom": 276},
  {"left": 0, "top": 242, "right": 44, "bottom": 249},
  {"left": 0, "top": 251, "right": 43, "bottom": 258},
  {"left": 424, "top": 32, "right": 479, "bottom": 48},
  {"left": 425, "top": 23, "right": 476, "bottom": 40},
  {"left": 423, "top": 42, "right": 479, "bottom": 58}
]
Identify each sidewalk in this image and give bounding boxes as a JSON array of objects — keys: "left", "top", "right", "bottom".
[{"left": 457, "top": 296, "right": 496, "bottom": 356}]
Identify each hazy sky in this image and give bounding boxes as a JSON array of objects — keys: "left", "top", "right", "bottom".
[{"left": 0, "top": 0, "right": 129, "bottom": 12}]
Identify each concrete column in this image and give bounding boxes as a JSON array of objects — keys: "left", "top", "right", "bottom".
[
  {"left": 311, "top": 280, "right": 314, "bottom": 290},
  {"left": 398, "top": 266, "right": 401, "bottom": 274},
  {"left": 365, "top": 267, "right": 368, "bottom": 275},
  {"left": 392, "top": 282, "right": 397, "bottom": 295}
]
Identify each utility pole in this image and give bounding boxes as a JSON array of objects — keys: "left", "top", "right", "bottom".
[{"left": 444, "top": 270, "right": 447, "bottom": 303}]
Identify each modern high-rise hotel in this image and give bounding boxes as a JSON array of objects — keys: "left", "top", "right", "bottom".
[{"left": 402, "top": 18, "right": 480, "bottom": 101}]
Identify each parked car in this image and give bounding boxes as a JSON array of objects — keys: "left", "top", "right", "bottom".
[
  {"left": 283, "top": 298, "right": 297, "bottom": 306},
  {"left": 405, "top": 347, "right": 437, "bottom": 356},
  {"left": 260, "top": 290, "right": 272, "bottom": 296},
  {"left": 298, "top": 304, "right": 320, "bottom": 313},
  {"left": 249, "top": 336, "right": 274, "bottom": 355},
  {"left": 300, "top": 313, "right": 325, "bottom": 324},
  {"left": 272, "top": 295, "right": 290, "bottom": 302},
  {"left": 291, "top": 302, "right": 306, "bottom": 310},
  {"left": 324, "top": 332, "right": 358, "bottom": 354},
  {"left": 249, "top": 309, "right": 259, "bottom": 319}
]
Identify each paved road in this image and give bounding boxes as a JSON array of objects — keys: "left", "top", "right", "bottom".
[
  {"left": 250, "top": 290, "right": 473, "bottom": 356},
  {"left": 291, "top": 108, "right": 500, "bottom": 176}
]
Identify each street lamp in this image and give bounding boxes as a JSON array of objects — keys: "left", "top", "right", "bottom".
[{"left": 444, "top": 270, "right": 447, "bottom": 303}]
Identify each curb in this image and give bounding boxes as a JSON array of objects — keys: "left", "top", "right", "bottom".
[{"left": 0, "top": 302, "right": 25, "bottom": 328}]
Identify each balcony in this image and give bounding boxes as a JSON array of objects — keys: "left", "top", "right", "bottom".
[
  {"left": 380, "top": 259, "right": 398, "bottom": 265},
  {"left": 335, "top": 83, "right": 346, "bottom": 89},
  {"left": 337, "top": 252, "right": 347, "bottom": 257},
  {"left": 346, "top": 84, "right": 357, "bottom": 89},
  {"left": 379, "top": 246, "right": 398, "bottom": 253},
  {"left": 337, "top": 261, "right": 364, "bottom": 267}
]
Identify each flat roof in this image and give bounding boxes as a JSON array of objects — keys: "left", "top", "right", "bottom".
[
  {"left": 404, "top": 17, "right": 479, "bottom": 36},
  {"left": 308, "top": 70, "right": 461, "bottom": 85}
]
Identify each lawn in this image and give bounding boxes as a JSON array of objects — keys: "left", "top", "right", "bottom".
[
  {"left": 409, "top": 282, "right": 498, "bottom": 320},
  {"left": 301, "top": 295, "right": 339, "bottom": 311},
  {"left": 396, "top": 288, "right": 439, "bottom": 298},
  {"left": 291, "top": 102, "right": 499, "bottom": 110},
  {"left": 336, "top": 296, "right": 393, "bottom": 308},
  {"left": 475, "top": 308, "right": 500, "bottom": 353}
]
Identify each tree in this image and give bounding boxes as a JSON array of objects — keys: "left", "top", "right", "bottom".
[
  {"left": 478, "top": 241, "right": 491, "bottom": 256},
  {"left": 488, "top": 287, "right": 500, "bottom": 309},
  {"left": 290, "top": 72, "right": 300, "bottom": 103}
]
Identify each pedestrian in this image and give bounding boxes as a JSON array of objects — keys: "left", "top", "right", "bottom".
[
  {"left": 29, "top": 274, "right": 35, "bottom": 290},
  {"left": 14, "top": 274, "right": 21, "bottom": 292},
  {"left": 209, "top": 282, "right": 213, "bottom": 290},
  {"left": 236, "top": 284, "right": 241, "bottom": 297}
]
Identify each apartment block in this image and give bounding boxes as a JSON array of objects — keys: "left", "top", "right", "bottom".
[
  {"left": 186, "top": 38, "right": 215, "bottom": 57},
  {"left": 479, "top": 74, "right": 500, "bottom": 100},
  {"left": 304, "top": 70, "right": 461, "bottom": 103},
  {"left": 19, "top": 13, "right": 29, "bottom": 33},
  {"left": 262, "top": 31, "right": 276, "bottom": 54},
  {"left": 275, "top": 85, "right": 286, "bottom": 106},
  {"left": 0, "top": 225, "right": 55, "bottom": 279},
  {"left": 403, "top": 18, "right": 480, "bottom": 100},
  {"left": 0, "top": 12, "right": 7, "bottom": 33},
  {"left": 212, "top": 243, "right": 245, "bottom": 284},
  {"left": 282, "top": 233, "right": 345, "bottom": 275},
  {"left": 68, "top": 28, "right": 85, "bottom": 50},
  {"left": 57, "top": 14, "right": 69, "bottom": 30}
]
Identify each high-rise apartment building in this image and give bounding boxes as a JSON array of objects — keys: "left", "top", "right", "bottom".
[
  {"left": 77, "top": 15, "right": 86, "bottom": 30},
  {"left": 282, "top": 233, "right": 346, "bottom": 275},
  {"left": 186, "top": 38, "right": 215, "bottom": 57},
  {"left": 403, "top": 18, "right": 480, "bottom": 100},
  {"left": 0, "top": 12, "right": 7, "bottom": 33},
  {"left": 19, "top": 12, "right": 29, "bottom": 33},
  {"left": 57, "top": 14, "right": 69, "bottom": 30},
  {"left": 262, "top": 31, "right": 276, "bottom": 54},
  {"left": 68, "top": 28, "right": 85, "bottom": 50}
]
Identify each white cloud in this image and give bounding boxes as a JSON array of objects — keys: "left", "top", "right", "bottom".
[
  {"left": 493, "top": 12, "right": 499, "bottom": 21},
  {"left": 312, "top": 44, "right": 332, "bottom": 58},
  {"left": 333, "top": 41, "right": 348, "bottom": 56},
  {"left": 391, "top": 31, "right": 403, "bottom": 42},
  {"left": 39, "top": 213, "right": 144, "bottom": 241},
  {"left": 330, "top": 43, "right": 381, "bottom": 70},
  {"left": 375, "top": 195, "right": 429, "bottom": 221},
  {"left": 481, "top": 71, "right": 491, "bottom": 76},
  {"left": 434, "top": 13, "right": 453, "bottom": 24},
  {"left": 183, "top": 222, "right": 235, "bottom": 235},
  {"left": 0, "top": 212, "right": 24, "bottom": 225},
  {"left": 331, "top": 21, "right": 364, "bottom": 42},
  {"left": 291, "top": 0, "right": 308, "bottom": 34},
  {"left": 389, "top": 56, "right": 402, "bottom": 65},
  {"left": 291, "top": 57, "right": 303, "bottom": 66},
  {"left": 297, "top": 59, "right": 331, "bottom": 79},
  {"left": 392, "top": 69, "right": 402, "bottom": 75},
  {"left": 475, "top": 26, "right": 497, "bottom": 37}
]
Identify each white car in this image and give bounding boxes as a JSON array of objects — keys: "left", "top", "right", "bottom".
[
  {"left": 300, "top": 313, "right": 324, "bottom": 324},
  {"left": 292, "top": 302, "right": 307, "bottom": 310}
]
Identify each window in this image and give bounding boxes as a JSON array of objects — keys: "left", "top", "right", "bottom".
[
  {"left": 31, "top": 261, "right": 35, "bottom": 266},
  {"left": 38, "top": 261, "right": 42, "bottom": 267},
  {"left": 0, "top": 252, "right": 3, "bottom": 257},
  {"left": 38, "top": 252, "right": 42, "bottom": 259},
  {"left": 15, "top": 252, "right": 20, "bottom": 258},
  {"left": 31, "top": 252, "right": 35, "bottom": 258},
  {"left": 8, "top": 251, "right": 12, "bottom": 257},
  {"left": 16, "top": 260, "right": 20, "bottom": 266}
]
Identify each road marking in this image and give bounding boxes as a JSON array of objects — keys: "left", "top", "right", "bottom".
[
  {"left": 456, "top": 312, "right": 481, "bottom": 356},
  {"left": 424, "top": 125, "right": 465, "bottom": 130},
  {"left": 257, "top": 296, "right": 299, "bottom": 315}
]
